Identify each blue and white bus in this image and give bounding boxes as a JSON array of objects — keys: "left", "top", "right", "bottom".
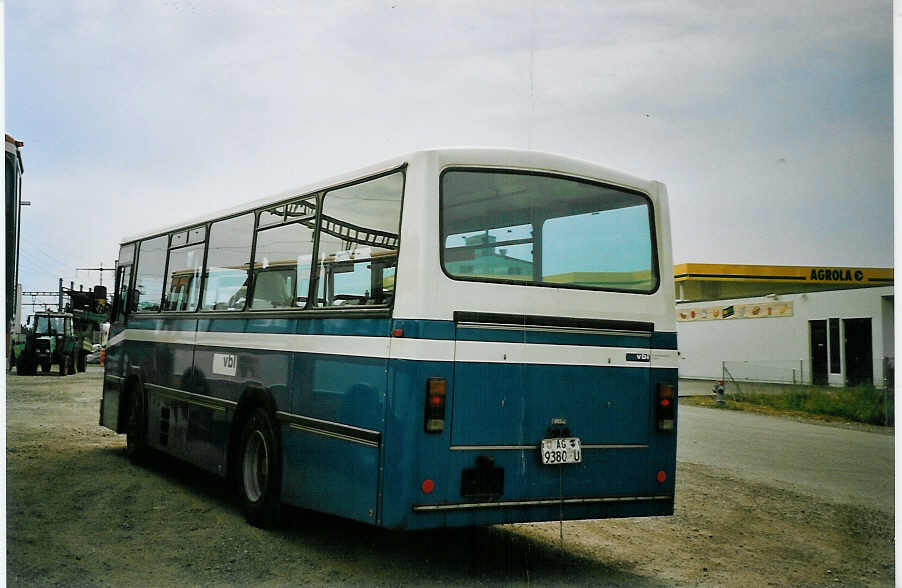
[{"left": 100, "top": 148, "right": 678, "bottom": 530}]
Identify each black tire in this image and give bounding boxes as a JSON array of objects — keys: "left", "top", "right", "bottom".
[
  {"left": 77, "top": 351, "right": 86, "bottom": 373},
  {"left": 42, "top": 360, "right": 51, "bottom": 374},
  {"left": 18, "top": 355, "right": 33, "bottom": 375},
  {"left": 125, "top": 389, "right": 148, "bottom": 464},
  {"left": 58, "top": 355, "right": 68, "bottom": 376},
  {"left": 237, "top": 407, "right": 282, "bottom": 528},
  {"left": 68, "top": 353, "right": 77, "bottom": 375},
  {"left": 8, "top": 350, "right": 15, "bottom": 372}
]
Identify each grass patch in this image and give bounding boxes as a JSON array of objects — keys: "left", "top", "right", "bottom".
[{"left": 687, "top": 385, "right": 893, "bottom": 426}]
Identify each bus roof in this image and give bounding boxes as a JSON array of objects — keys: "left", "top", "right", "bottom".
[{"left": 120, "top": 147, "right": 656, "bottom": 245}]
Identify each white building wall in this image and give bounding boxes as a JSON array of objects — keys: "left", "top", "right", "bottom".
[{"left": 676, "top": 286, "right": 893, "bottom": 387}]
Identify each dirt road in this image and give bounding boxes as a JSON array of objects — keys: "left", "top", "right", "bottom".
[{"left": 7, "top": 369, "right": 895, "bottom": 586}]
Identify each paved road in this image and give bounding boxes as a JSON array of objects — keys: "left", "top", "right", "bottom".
[
  {"left": 677, "top": 405, "right": 894, "bottom": 514},
  {"left": 678, "top": 378, "right": 717, "bottom": 396}
]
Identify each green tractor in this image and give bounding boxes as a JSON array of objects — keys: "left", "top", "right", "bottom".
[{"left": 10, "top": 312, "right": 82, "bottom": 376}]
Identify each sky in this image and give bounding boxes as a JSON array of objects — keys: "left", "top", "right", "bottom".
[{"left": 4, "top": 0, "right": 893, "bottom": 298}]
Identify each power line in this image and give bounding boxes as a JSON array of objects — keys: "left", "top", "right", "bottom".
[{"left": 19, "top": 234, "right": 71, "bottom": 268}]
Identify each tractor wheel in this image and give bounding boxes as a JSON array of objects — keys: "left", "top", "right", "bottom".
[
  {"left": 20, "top": 356, "right": 35, "bottom": 376},
  {"left": 42, "top": 360, "right": 51, "bottom": 374},
  {"left": 77, "top": 351, "right": 86, "bottom": 373},
  {"left": 8, "top": 350, "right": 15, "bottom": 372},
  {"left": 58, "top": 355, "right": 68, "bottom": 376},
  {"left": 68, "top": 352, "right": 77, "bottom": 375}
]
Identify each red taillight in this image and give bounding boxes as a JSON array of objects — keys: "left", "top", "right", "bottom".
[
  {"left": 421, "top": 479, "right": 435, "bottom": 494},
  {"left": 392, "top": 328, "right": 404, "bottom": 337},
  {"left": 657, "top": 470, "right": 667, "bottom": 483},
  {"left": 425, "top": 378, "right": 446, "bottom": 433},
  {"left": 657, "top": 383, "right": 675, "bottom": 431}
]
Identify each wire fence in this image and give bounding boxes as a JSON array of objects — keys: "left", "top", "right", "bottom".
[
  {"left": 719, "top": 359, "right": 893, "bottom": 426},
  {"left": 722, "top": 360, "right": 805, "bottom": 387}
]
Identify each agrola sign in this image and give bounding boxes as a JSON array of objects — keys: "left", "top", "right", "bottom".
[{"left": 809, "top": 268, "right": 864, "bottom": 282}]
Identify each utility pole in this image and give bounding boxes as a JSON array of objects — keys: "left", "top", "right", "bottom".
[
  {"left": 14, "top": 199, "right": 30, "bottom": 319},
  {"left": 76, "top": 263, "right": 116, "bottom": 287}
]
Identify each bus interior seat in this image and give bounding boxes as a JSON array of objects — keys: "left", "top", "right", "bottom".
[{"left": 254, "top": 271, "right": 294, "bottom": 308}]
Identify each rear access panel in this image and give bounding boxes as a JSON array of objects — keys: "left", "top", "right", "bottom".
[{"left": 450, "top": 312, "right": 652, "bottom": 447}]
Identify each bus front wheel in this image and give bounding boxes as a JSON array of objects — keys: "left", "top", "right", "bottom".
[{"left": 238, "top": 407, "right": 282, "bottom": 528}]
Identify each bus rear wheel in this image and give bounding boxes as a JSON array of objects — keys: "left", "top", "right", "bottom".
[{"left": 238, "top": 407, "right": 282, "bottom": 528}]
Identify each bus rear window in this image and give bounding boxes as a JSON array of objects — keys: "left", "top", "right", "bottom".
[{"left": 441, "top": 169, "right": 658, "bottom": 293}]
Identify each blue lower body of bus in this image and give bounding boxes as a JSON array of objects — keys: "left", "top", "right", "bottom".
[{"left": 100, "top": 316, "right": 677, "bottom": 530}]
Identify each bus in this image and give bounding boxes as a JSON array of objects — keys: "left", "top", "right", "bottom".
[{"left": 100, "top": 148, "right": 678, "bottom": 530}]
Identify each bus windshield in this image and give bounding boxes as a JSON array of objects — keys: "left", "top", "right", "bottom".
[{"left": 441, "top": 169, "right": 658, "bottom": 292}]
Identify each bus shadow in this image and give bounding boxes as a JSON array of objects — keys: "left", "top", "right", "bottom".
[
  {"left": 278, "top": 506, "right": 663, "bottom": 586},
  {"left": 113, "top": 449, "right": 662, "bottom": 586},
  {"left": 113, "top": 447, "right": 238, "bottom": 509}
]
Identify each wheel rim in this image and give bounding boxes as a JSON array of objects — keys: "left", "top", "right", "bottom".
[{"left": 242, "top": 429, "right": 269, "bottom": 503}]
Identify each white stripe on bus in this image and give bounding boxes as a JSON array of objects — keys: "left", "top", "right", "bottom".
[{"left": 106, "top": 329, "right": 679, "bottom": 369}]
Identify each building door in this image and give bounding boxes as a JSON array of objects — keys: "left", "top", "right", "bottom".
[
  {"left": 810, "top": 320, "right": 828, "bottom": 385},
  {"left": 844, "top": 318, "right": 873, "bottom": 386}
]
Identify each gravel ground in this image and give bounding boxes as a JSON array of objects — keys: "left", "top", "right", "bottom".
[{"left": 6, "top": 368, "right": 895, "bottom": 586}]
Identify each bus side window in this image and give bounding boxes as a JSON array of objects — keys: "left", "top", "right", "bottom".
[
  {"left": 112, "top": 264, "right": 133, "bottom": 323},
  {"left": 134, "top": 235, "right": 168, "bottom": 313},
  {"left": 163, "top": 241, "right": 205, "bottom": 312},
  {"left": 202, "top": 214, "right": 254, "bottom": 311},
  {"left": 251, "top": 218, "right": 314, "bottom": 310},
  {"left": 111, "top": 243, "right": 136, "bottom": 323},
  {"left": 316, "top": 172, "right": 402, "bottom": 307}
]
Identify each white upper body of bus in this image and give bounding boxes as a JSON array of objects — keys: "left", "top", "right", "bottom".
[
  {"left": 119, "top": 147, "right": 674, "bottom": 334},
  {"left": 395, "top": 148, "right": 674, "bottom": 333}
]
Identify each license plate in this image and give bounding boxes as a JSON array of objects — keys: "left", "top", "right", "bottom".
[{"left": 540, "top": 437, "right": 582, "bottom": 465}]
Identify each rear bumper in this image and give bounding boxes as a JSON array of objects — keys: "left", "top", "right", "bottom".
[
  {"left": 412, "top": 493, "right": 672, "bottom": 512},
  {"left": 403, "top": 494, "right": 674, "bottom": 530}
]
